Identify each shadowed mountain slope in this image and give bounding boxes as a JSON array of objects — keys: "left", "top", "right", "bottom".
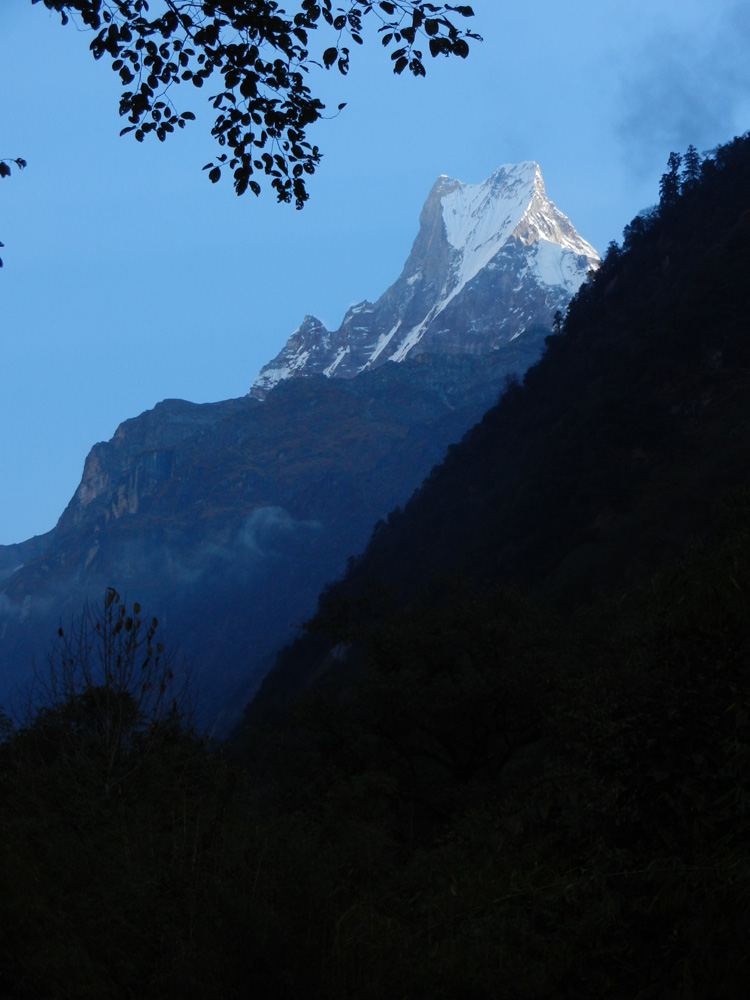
[
  {"left": 247, "top": 132, "right": 750, "bottom": 723},
  {"left": 0, "top": 164, "right": 597, "bottom": 730}
]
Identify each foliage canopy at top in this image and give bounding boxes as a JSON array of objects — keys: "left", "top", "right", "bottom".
[
  {"left": 0, "top": 157, "right": 27, "bottom": 267},
  {"left": 33, "top": 1, "right": 479, "bottom": 207}
]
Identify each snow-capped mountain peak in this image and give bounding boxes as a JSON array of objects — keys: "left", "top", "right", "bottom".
[{"left": 249, "top": 162, "right": 599, "bottom": 398}]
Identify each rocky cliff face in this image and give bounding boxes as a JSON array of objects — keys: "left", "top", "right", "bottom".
[
  {"left": 250, "top": 162, "right": 599, "bottom": 397},
  {"left": 57, "top": 398, "right": 252, "bottom": 532}
]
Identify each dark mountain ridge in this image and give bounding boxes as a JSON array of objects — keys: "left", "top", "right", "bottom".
[{"left": 248, "top": 132, "right": 750, "bottom": 723}]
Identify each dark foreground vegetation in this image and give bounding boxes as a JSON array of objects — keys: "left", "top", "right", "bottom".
[{"left": 3, "top": 134, "right": 750, "bottom": 998}]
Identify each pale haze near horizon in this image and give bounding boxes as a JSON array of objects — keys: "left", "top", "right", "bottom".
[{"left": 1, "top": 0, "right": 749, "bottom": 544}]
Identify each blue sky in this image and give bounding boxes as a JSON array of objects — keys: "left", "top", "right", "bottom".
[{"left": 2, "top": 0, "right": 749, "bottom": 544}]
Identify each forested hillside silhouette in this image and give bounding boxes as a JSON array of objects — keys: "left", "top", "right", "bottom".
[
  {"left": 251, "top": 131, "right": 750, "bottom": 719},
  {"left": 3, "top": 133, "right": 750, "bottom": 999}
]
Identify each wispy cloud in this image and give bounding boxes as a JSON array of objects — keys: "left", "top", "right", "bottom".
[{"left": 618, "top": 2, "right": 750, "bottom": 171}]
